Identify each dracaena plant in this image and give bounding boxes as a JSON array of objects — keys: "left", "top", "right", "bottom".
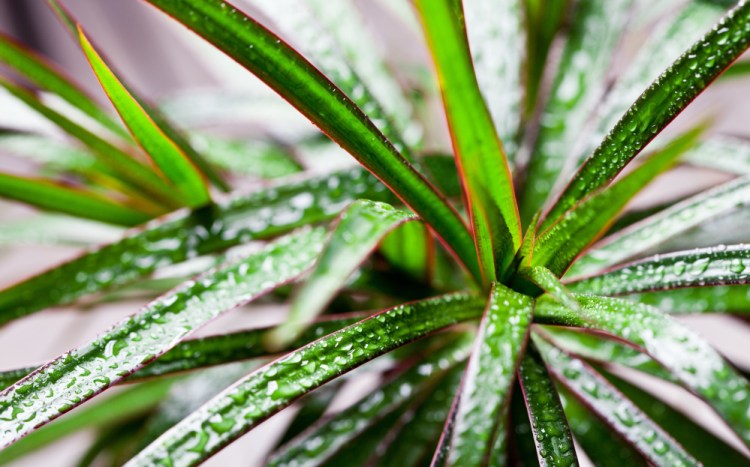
[{"left": 1, "top": 0, "right": 750, "bottom": 465}]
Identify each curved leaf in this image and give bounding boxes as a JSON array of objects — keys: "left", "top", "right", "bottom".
[
  {"left": 128, "top": 292, "right": 486, "bottom": 466},
  {"left": 0, "top": 167, "right": 388, "bottom": 325},
  {"left": 269, "top": 334, "right": 473, "bottom": 465},
  {"left": 571, "top": 244, "right": 750, "bottom": 295},
  {"left": 0, "top": 172, "right": 150, "bottom": 226},
  {"left": 0, "top": 227, "right": 327, "bottom": 448},
  {"left": 520, "top": 0, "right": 633, "bottom": 224},
  {"left": 533, "top": 127, "right": 700, "bottom": 275},
  {"left": 464, "top": 0, "right": 524, "bottom": 163},
  {"left": 145, "top": 0, "right": 480, "bottom": 281},
  {"left": 517, "top": 342, "right": 578, "bottom": 466},
  {"left": 534, "top": 336, "right": 699, "bottom": 466},
  {"left": 542, "top": 0, "right": 750, "bottom": 228},
  {"left": 268, "top": 200, "right": 417, "bottom": 348},
  {"left": 0, "top": 30, "right": 126, "bottom": 137},
  {"left": 0, "top": 313, "right": 365, "bottom": 391},
  {"left": 78, "top": 30, "right": 212, "bottom": 207},
  {"left": 535, "top": 294, "right": 750, "bottom": 447},
  {"left": 416, "top": 0, "right": 521, "bottom": 283},
  {"left": 569, "top": 176, "right": 750, "bottom": 278},
  {"left": 444, "top": 282, "right": 533, "bottom": 465}
]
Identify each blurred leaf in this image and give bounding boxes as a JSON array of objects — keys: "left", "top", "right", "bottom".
[
  {"left": 0, "top": 30, "right": 126, "bottom": 138},
  {"left": 520, "top": 0, "right": 633, "bottom": 225},
  {"left": 631, "top": 285, "right": 750, "bottom": 314},
  {"left": 534, "top": 336, "right": 699, "bottom": 465},
  {"left": 129, "top": 293, "right": 486, "bottom": 465},
  {"left": 517, "top": 342, "right": 578, "bottom": 465},
  {"left": 542, "top": 1, "right": 750, "bottom": 228},
  {"left": 0, "top": 172, "right": 151, "bottom": 226},
  {"left": 268, "top": 200, "right": 417, "bottom": 348},
  {"left": 442, "top": 283, "right": 533, "bottom": 465},
  {"left": 684, "top": 136, "right": 750, "bottom": 175},
  {"left": 0, "top": 378, "right": 174, "bottom": 464},
  {"left": 79, "top": 30, "right": 213, "bottom": 207},
  {"left": 522, "top": 0, "right": 567, "bottom": 113},
  {"left": 0, "top": 167, "right": 389, "bottom": 325},
  {"left": 0, "top": 227, "right": 327, "bottom": 447},
  {"left": 146, "top": 0, "right": 480, "bottom": 282},
  {"left": 0, "top": 213, "right": 122, "bottom": 247},
  {"left": 277, "top": 382, "right": 342, "bottom": 447},
  {"left": 416, "top": 0, "right": 521, "bottom": 283}
]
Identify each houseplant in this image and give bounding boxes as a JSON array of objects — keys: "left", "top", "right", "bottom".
[{"left": 0, "top": 0, "right": 749, "bottom": 464}]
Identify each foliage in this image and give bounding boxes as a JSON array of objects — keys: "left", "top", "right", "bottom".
[{"left": 0, "top": 0, "right": 750, "bottom": 465}]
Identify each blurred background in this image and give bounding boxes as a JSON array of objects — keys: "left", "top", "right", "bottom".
[{"left": 0, "top": 1, "right": 749, "bottom": 465}]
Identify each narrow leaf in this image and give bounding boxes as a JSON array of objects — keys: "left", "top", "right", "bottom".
[
  {"left": 128, "top": 293, "right": 486, "bottom": 466},
  {"left": 0, "top": 313, "right": 365, "bottom": 391},
  {"left": 0, "top": 172, "right": 150, "bottom": 226},
  {"left": 445, "top": 282, "right": 534, "bottom": 465},
  {"left": 632, "top": 285, "right": 750, "bottom": 315},
  {"left": 533, "top": 127, "right": 701, "bottom": 275},
  {"left": 520, "top": 0, "right": 634, "bottom": 224},
  {"left": 684, "top": 136, "right": 750, "bottom": 175},
  {"left": 520, "top": 265, "right": 580, "bottom": 311},
  {"left": 277, "top": 383, "right": 342, "bottom": 447},
  {"left": 269, "top": 334, "right": 473, "bottom": 465},
  {"left": 517, "top": 342, "right": 578, "bottom": 466},
  {"left": 535, "top": 294, "right": 750, "bottom": 446},
  {"left": 571, "top": 244, "right": 750, "bottom": 295},
  {"left": 145, "top": 0, "right": 480, "bottom": 281},
  {"left": 78, "top": 29, "right": 212, "bottom": 207},
  {"left": 0, "top": 379, "right": 173, "bottom": 464},
  {"left": 0, "top": 30, "right": 126, "bottom": 137},
  {"left": 542, "top": 1, "right": 750, "bottom": 228},
  {"left": 268, "top": 200, "right": 417, "bottom": 347},
  {"left": 416, "top": 0, "right": 521, "bottom": 283},
  {"left": 0, "top": 167, "right": 389, "bottom": 325},
  {"left": 0, "top": 227, "right": 327, "bottom": 448},
  {"left": 569, "top": 176, "right": 750, "bottom": 278},
  {"left": 464, "top": 0, "right": 524, "bottom": 163},
  {"left": 522, "top": 0, "right": 567, "bottom": 113},
  {"left": 534, "top": 336, "right": 699, "bottom": 466}
]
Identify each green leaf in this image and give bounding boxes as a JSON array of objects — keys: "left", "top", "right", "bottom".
[
  {"left": 570, "top": 244, "right": 750, "bottom": 295},
  {"left": 556, "top": 385, "right": 647, "bottom": 466},
  {"left": 533, "top": 127, "right": 701, "bottom": 275},
  {"left": 574, "top": 0, "right": 730, "bottom": 165},
  {"left": 416, "top": 0, "right": 521, "bottom": 283},
  {"left": 520, "top": 0, "right": 633, "bottom": 224},
  {"left": 519, "top": 265, "right": 580, "bottom": 311},
  {"left": 0, "top": 79, "right": 180, "bottom": 207},
  {"left": 601, "top": 369, "right": 750, "bottom": 466},
  {"left": 464, "top": 0, "right": 524, "bottom": 163},
  {"left": 0, "top": 378, "right": 174, "bottom": 464},
  {"left": 631, "top": 285, "right": 750, "bottom": 314},
  {"left": 267, "top": 200, "right": 417, "bottom": 348},
  {"left": 145, "top": 0, "right": 480, "bottom": 282},
  {"left": 0, "top": 314, "right": 365, "bottom": 391},
  {"left": 251, "top": 0, "right": 415, "bottom": 159},
  {"left": 78, "top": 30, "right": 212, "bottom": 207},
  {"left": 128, "top": 292, "right": 486, "bottom": 466},
  {"left": 269, "top": 334, "right": 473, "bottom": 465},
  {"left": 541, "top": 1, "right": 750, "bottom": 228},
  {"left": 0, "top": 172, "right": 151, "bottom": 226},
  {"left": 535, "top": 294, "right": 750, "bottom": 447},
  {"left": 277, "top": 382, "right": 342, "bottom": 447},
  {"left": 0, "top": 227, "right": 327, "bottom": 448},
  {"left": 522, "top": 0, "right": 567, "bottom": 114},
  {"left": 569, "top": 176, "right": 750, "bottom": 278},
  {"left": 373, "top": 364, "right": 464, "bottom": 467},
  {"left": 0, "top": 30, "right": 126, "bottom": 138},
  {"left": 684, "top": 136, "right": 750, "bottom": 175},
  {"left": 0, "top": 167, "right": 388, "bottom": 325},
  {"left": 517, "top": 342, "right": 578, "bottom": 466},
  {"left": 533, "top": 336, "right": 699, "bottom": 466},
  {"left": 723, "top": 58, "right": 750, "bottom": 78},
  {"left": 443, "top": 283, "right": 533, "bottom": 465}
]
